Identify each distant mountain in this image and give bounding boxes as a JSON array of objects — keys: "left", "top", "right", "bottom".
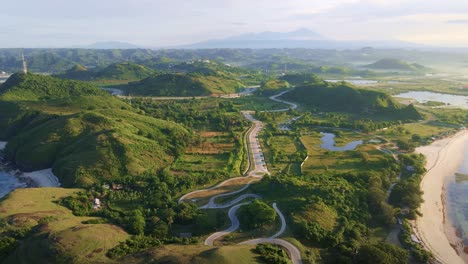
[
  {"left": 81, "top": 41, "right": 142, "bottom": 49},
  {"left": 183, "top": 28, "right": 422, "bottom": 49},
  {"left": 226, "top": 28, "right": 326, "bottom": 41},
  {"left": 365, "top": 58, "right": 430, "bottom": 72}
]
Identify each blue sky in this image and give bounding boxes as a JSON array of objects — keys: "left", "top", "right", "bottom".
[{"left": 2, "top": 0, "right": 468, "bottom": 47}]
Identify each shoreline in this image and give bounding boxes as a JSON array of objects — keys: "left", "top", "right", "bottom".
[
  {"left": 0, "top": 141, "right": 61, "bottom": 189},
  {"left": 415, "top": 129, "right": 468, "bottom": 264}
]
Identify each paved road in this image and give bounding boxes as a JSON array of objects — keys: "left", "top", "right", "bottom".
[
  {"left": 178, "top": 176, "right": 251, "bottom": 204},
  {"left": 201, "top": 193, "right": 261, "bottom": 209},
  {"left": 267, "top": 90, "right": 298, "bottom": 112},
  {"left": 204, "top": 202, "right": 250, "bottom": 246},
  {"left": 240, "top": 238, "right": 303, "bottom": 264},
  {"left": 242, "top": 111, "right": 270, "bottom": 176},
  {"left": 270, "top": 203, "right": 286, "bottom": 239},
  {"left": 178, "top": 90, "right": 303, "bottom": 264}
]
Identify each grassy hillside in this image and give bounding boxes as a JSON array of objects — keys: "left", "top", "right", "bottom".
[
  {"left": 56, "top": 62, "right": 155, "bottom": 82},
  {"left": 0, "top": 73, "right": 106, "bottom": 101},
  {"left": 126, "top": 72, "right": 243, "bottom": 96},
  {"left": 94, "top": 62, "right": 155, "bottom": 80},
  {"left": 365, "top": 58, "right": 429, "bottom": 72},
  {"left": 283, "top": 81, "right": 422, "bottom": 120},
  {"left": 0, "top": 73, "right": 193, "bottom": 187},
  {"left": 0, "top": 188, "right": 130, "bottom": 264}
]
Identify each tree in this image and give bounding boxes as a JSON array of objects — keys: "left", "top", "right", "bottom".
[
  {"left": 356, "top": 243, "right": 409, "bottom": 264},
  {"left": 126, "top": 209, "right": 146, "bottom": 235},
  {"left": 239, "top": 200, "right": 276, "bottom": 229}
]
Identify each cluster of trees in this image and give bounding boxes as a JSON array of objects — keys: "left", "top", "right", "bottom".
[
  {"left": 251, "top": 161, "right": 402, "bottom": 262},
  {"left": 239, "top": 200, "right": 277, "bottom": 229},
  {"left": 131, "top": 98, "right": 248, "bottom": 131},
  {"left": 254, "top": 244, "right": 291, "bottom": 264},
  {"left": 389, "top": 154, "right": 426, "bottom": 217},
  {"left": 399, "top": 220, "right": 433, "bottom": 263},
  {"left": 282, "top": 81, "right": 422, "bottom": 121}
]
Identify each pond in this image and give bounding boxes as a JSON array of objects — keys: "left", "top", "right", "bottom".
[{"left": 320, "top": 132, "right": 363, "bottom": 151}]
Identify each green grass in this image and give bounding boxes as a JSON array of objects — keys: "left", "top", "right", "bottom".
[
  {"left": 0, "top": 188, "right": 129, "bottom": 264},
  {"left": 299, "top": 130, "right": 389, "bottom": 175},
  {"left": 121, "top": 244, "right": 259, "bottom": 264}
]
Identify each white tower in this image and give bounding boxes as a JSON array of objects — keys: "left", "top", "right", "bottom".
[{"left": 22, "top": 53, "right": 28, "bottom": 74}]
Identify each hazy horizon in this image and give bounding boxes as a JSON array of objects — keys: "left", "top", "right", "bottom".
[{"left": 2, "top": 0, "right": 468, "bottom": 48}]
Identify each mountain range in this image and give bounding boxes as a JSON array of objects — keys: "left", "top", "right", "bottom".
[
  {"left": 181, "top": 28, "right": 423, "bottom": 49},
  {"left": 79, "top": 29, "right": 423, "bottom": 50}
]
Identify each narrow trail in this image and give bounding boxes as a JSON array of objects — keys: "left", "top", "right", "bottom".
[{"left": 178, "top": 89, "right": 303, "bottom": 264}]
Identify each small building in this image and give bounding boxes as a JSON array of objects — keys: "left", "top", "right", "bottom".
[{"left": 93, "top": 198, "right": 101, "bottom": 210}]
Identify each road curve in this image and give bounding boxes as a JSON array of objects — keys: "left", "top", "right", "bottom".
[
  {"left": 270, "top": 203, "right": 286, "bottom": 239},
  {"left": 239, "top": 238, "right": 302, "bottom": 264},
  {"left": 204, "top": 202, "right": 250, "bottom": 246},
  {"left": 266, "top": 90, "right": 298, "bottom": 112},
  {"left": 178, "top": 90, "right": 302, "bottom": 264},
  {"left": 201, "top": 193, "right": 261, "bottom": 209}
]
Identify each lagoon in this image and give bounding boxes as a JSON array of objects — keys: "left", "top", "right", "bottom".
[{"left": 395, "top": 91, "right": 468, "bottom": 109}]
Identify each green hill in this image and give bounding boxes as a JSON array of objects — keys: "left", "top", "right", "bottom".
[
  {"left": 94, "top": 62, "right": 155, "bottom": 80},
  {"left": 0, "top": 73, "right": 106, "bottom": 101},
  {"left": 365, "top": 58, "right": 429, "bottom": 72},
  {"left": 0, "top": 73, "right": 193, "bottom": 187},
  {"left": 56, "top": 64, "right": 91, "bottom": 80},
  {"left": 283, "top": 81, "right": 422, "bottom": 120},
  {"left": 56, "top": 62, "right": 155, "bottom": 82},
  {"left": 126, "top": 71, "right": 243, "bottom": 96}
]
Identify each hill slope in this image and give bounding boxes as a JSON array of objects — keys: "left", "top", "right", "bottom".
[
  {"left": 126, "top": 72, "right": 243, "bottom": 96},
  {"left": 283, "top": 81, "right": 422, "bottom": 120},
  {"left": 56, "top": 62, "right": 155, "bottom": 82},
  {"left": 365, "top": 58, "right": 429, "bottom": 72},
  {"left": 0, "top": 73, "right": 193, "bottom": 187},
  {"left": 0, "top": 73, "right": 106, "bottom": 101}
]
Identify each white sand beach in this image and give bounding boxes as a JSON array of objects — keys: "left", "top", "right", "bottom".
[
  {"left": 0, "top": 141, "right": 7, "bottom": 151},
  {"left": 415, "top": 129, "right": 468, "bottom": 264},
  {"left": 22, "top": 168, "right": 61, "bottom": 187}
]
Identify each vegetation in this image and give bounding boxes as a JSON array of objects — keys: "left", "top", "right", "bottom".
[
  {"left": 254, "top": 244, "right": 291, "bottom": 264},
  {"left": 0, "top": 73, "right": 194, "bottom": 186},
  {"left": 365, "top": 58, "right": 430, "bottom": 73},
  {"left": 125, "top": 72, "right": 243, "bottom": 96},
  {"left": 257, "top": 79, "right": 290, "bottom": 95},
  {"left": 239, "top": 200, "right": 277, "bottom": 229},
  {"left": 282, "top": 80, "right": 422, "bottom": 121},
  {"left": 0, "top": 188, "right": 129, "bottom": 264}
]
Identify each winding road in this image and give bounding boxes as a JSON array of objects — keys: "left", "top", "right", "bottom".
[{"left": 179, "top": 89, "right": 303, "bottom": 264}]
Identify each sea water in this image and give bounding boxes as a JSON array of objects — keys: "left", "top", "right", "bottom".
[
  {"left": 446, "top": 140, "right": 468, "bottom": 245},
  {"left": 0, "top": 171, "right": 25, "bottom": 198}
]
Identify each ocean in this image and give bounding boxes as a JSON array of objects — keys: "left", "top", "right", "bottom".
[
  {"left": 0, "top": 170, "right": 26, "bottom": 198},
  {"left": 446, "top": 140, "right": 468, "bottom": 246}
]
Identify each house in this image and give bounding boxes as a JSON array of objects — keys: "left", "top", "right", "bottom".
[{"left": 93, "top": 198, "right": 101, "bottom": 209}]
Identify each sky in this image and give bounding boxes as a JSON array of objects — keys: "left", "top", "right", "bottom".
[{"left": 2, "top": 0, "right": 468, "bottom": 48}]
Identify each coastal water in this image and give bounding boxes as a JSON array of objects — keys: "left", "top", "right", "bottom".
[
  {"left": 446, "top": 140, "right": 468, "bottom": 245},
  {"left": 395, "top": 91, "right": 468, "bottom": 109},
  {"left": 0, "top": 171, "right": 26, "bottom": 198},
  {"left": 320, "top": 132, "right": 363, "bottom": 151}
]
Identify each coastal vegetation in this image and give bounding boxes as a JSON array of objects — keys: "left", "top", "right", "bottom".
[{"left": 0, "top": 48, "right": 463, "bottom": 264}]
